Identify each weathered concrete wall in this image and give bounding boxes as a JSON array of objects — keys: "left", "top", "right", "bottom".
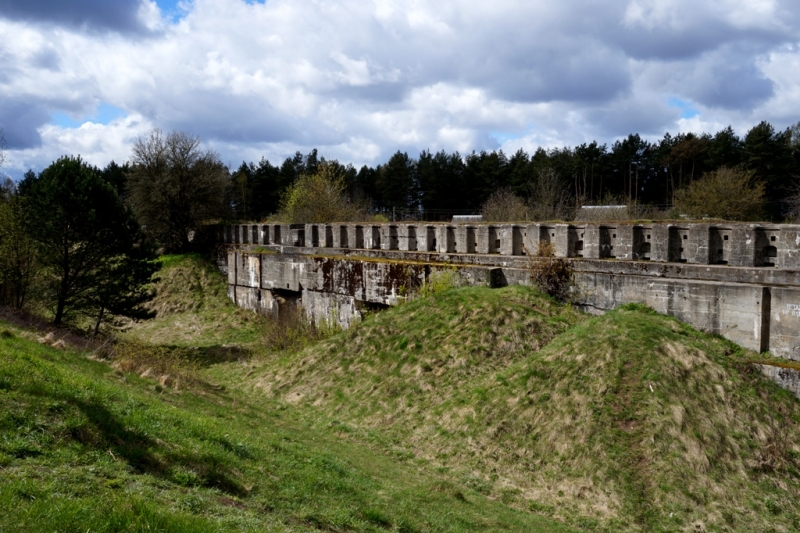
[{"left": 219, "top": 222, "right": 800, "bottom": 365}]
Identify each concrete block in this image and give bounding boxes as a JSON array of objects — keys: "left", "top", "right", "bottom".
[
  {"left": 455, "top": 226, "right": 469, "bottom": 253},
  {"left": 768, "top": 287, "right": 800, "bottom": 360},
  {"left": 305, "top": 224, "right": 318, "bottom": 247},
  {"left": 686, "top": 224, "right": 709, "bottom": 264},
  {"left": 261, "top": 256, "right": 303, "bottom": 292},
  {"left": 780, "top": 227, "right": 800, "bottom": 268},
  {"left": 583, "top": 225, "right": 601, "bottom": 259},
  {"left": 728, "top": 227, "right": 755, "bottom": 266},
  {"left": 475, "top": 226, "right": 490, "bottom": 254},
  {"left": 521, "top": 224, "right": 538, "bottom": 256},
  {"left": 553, "top": 225, "right": 569, "bottom": 257},
  {"left": 650, "top": 225, "right": 669, "bottom": 262}
]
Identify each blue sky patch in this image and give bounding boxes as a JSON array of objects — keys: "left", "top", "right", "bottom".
[
  {"left": 51, "top": 103, "right": 127, "bottom": 128},
  {"left": 667, "top": 97, "right": 699, "bottom": 119}
]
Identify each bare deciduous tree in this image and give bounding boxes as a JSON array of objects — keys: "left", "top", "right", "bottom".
[
  {"left": 128, "top": 129, "right": 228, "bottom": 252},
  {"left": 527, "top": 167, "right": 572, "bottom": 221}
]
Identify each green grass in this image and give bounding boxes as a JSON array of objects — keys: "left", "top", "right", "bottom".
[
  {"left": 0, "top": 321, "right": 576, "bottom": 533},
  {"left": 243, "top": 289, "right": 800, "bottom": 532},
  {"left": 120, "top": 254, "right": 264, "bottom": 347},
  {"left": 14, "top": 253, "right": 800, "bottom": 532}
]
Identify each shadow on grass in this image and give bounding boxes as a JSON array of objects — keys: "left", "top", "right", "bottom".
[{"left": 28, "top": 387, "right": 248, "bottom": 497}]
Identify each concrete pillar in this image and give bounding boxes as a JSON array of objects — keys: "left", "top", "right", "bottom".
[
  {"left": 522, "top": 224, "right": 538, "bottom": 256},
  {"left": 553, "top": 225, "right": 569, "bottom": 257},
  {"left": 780, "top": 226, "right": 800, "bottom": 268},
  {"left": 687, "top": 224, "right": 710, "bottom": 264},
  {"left": 455, "top": 226, "right": 469, "bottom": 253},
  {"left": 615, "top": 226, "right": 635, "bottom": 260},
  {"left": 650, "top": 225, "right": 669, "bottom": 262},
  {"left": 583, "top": 225, "right": 601, "bottom": 259},
  {"left": 347, "top": 225, "right": 359, "bottom": 249},
  {"left": 476, "top": 226, "right": 490, "bottom": 254},
  {"left": 304, "top": 224, "right": 317, "bottom": 247},
  {"left": 495, "top": 225, "right": 512, "bottom": 255}
]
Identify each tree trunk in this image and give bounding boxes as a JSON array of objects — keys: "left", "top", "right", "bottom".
[{"left": 93, "top": 306, "right": 105, "bottom": 338}]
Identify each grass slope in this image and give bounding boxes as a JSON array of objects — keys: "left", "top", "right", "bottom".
[
  {"left": 246, "top": 287, "right": 800, "bottom": 532},
  {"left": 120, "top": 254, "right": 264, "bottom": 347},
  {"left": 0, "top": 276, "right": 574, "bottom": 531}
]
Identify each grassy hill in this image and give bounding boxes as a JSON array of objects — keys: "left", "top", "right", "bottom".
[
  {"left": 0, "top": 320, "right": 574, "bottom": 532},
  {"left": 242, "top": 286, "right": 800, "bottom": 532},
  {"left": 5, "top": 253, "right": 800, "bottom": 532}
]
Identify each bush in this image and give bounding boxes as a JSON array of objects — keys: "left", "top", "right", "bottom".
[
  {"left": 674, "top": 166, "right": 765, "bottom": 221},
  {"left": 277, "top": 162, "right": 368, "bottom": 223},
  {"left": 481, "top": 187, "right": 528, "bottom": 222},
  {"left": 529, "top": 241, "right": 572, "bottom": 301}
]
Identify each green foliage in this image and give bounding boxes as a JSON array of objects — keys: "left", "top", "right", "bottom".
[
  {"left": 18, "top": 155, "right": 158, "bottom": 326},
  {"left": 0, "top": 197, "right": 39, "bottom": 308},
  {"left": 480, "top": 187, "right": 528, "bottom": 221},
  {"left": 418, "top": 268, "right": 460, "bottom": 297},
  {"left": 674, "top": 165, "right": 765, "bottom": 220},
  {"left": 128, "top": 129, "right": 229, "bottom": 252},
  {"left": 276, "top": 161, "right": 367, "bottom": 223}
]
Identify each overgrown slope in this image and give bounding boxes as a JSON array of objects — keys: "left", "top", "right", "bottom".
[
  {"left": 0, "top": 321, "right": 574, "bottom": 533},
  {"left": 120, "top": 254, "right": 263, "bottom": 347},
  {"left": 247, "top": 286, "right": 800, "bottom": 532}
]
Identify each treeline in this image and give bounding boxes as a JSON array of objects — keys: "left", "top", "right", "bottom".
[{"left": 230, "top": 121, "right": 800, "bottom": 221}]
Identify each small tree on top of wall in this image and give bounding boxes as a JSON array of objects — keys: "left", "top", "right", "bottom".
[
  {"left": 277, "top": 161, "right": 367, "bottom": 223},
  {"left": 674, "top": 165, "right": 765, "bottom": 221}
]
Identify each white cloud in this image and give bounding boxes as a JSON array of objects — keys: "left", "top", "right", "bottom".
[{"left": 1, "top": 0, "right": 800, "bottom": 177}]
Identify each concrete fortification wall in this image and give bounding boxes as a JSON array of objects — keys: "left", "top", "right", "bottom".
[{"left": 217, "top": 221, "right": 800, "bottom": 362}]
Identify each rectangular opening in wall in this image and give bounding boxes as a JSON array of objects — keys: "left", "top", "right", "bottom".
[
  {"left": 512, "top": 226, "right": 524, "bottom": 255},
  {"left": 599, "top": 226, "right": 616, "bottom": 258},
  {"left": 754, "top": 229, "right": 779, "bottom": 267},
  {"left": 311, "top": 225, "right": 320, "bottom": 247},
  {"left": 325, "top": 226, "right": 334, "bottom": 247},
  {"left": 709, "top": 227, "right": 731, "bottom": 264},
  {"left": 371, "top": 227, "right": 381, "bottom": 249},
  {"left": 408, "top": 226, "right": 418, "bottom": 251},
  {"left": 251, "top": 225, "right": 259, "bottom": 244},
  {"left": 668, "top": 227, "right": 688, "bottom": 262},
  {"left": 466, "top": 227, "right": 477, "bottom": 253},
  {"left": 355, "top": 226, "right": 364, "bottom": 248},
  {"left": 488, "top": 227, "right": 499, "bottom": 253},
  {"left": 389, "top": 226, "right": 399, "bottom": 250},
  {"left": 427, "top": 227, "right": 437, "bottom": 251},
  {"left": 262, "top": 225, "right": 270, "bottom": 244},
  {"left": 340, "top": 226, "right": 349, "bottom": 248},
  {"left": 446, "top": 227, "right": 456, "bottom": 253},
  {"left": 273, "top": 225, "right": 281, "bottom": 244}
]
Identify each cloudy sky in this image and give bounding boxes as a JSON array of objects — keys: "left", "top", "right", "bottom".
[{"left": 1, "top": 0, "right": 799, "bottom": 179}]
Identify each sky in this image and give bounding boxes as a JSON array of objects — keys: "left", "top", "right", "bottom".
[{"left": 1, "top": 0, "right": 799, "bottom": 179}]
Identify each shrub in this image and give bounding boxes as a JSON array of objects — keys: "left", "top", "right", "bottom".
[
  {"left": 529, "top": 241, "right": 572, "bottom": 301},
  {"left": 481, "top": 187, "right": 528, "bottom": 222},
  {"left": 276, "top": 162, "right": 368, "bottom": 223},
  {"left": 674, "top": 166, "right": 765, "bottom": 221}
]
